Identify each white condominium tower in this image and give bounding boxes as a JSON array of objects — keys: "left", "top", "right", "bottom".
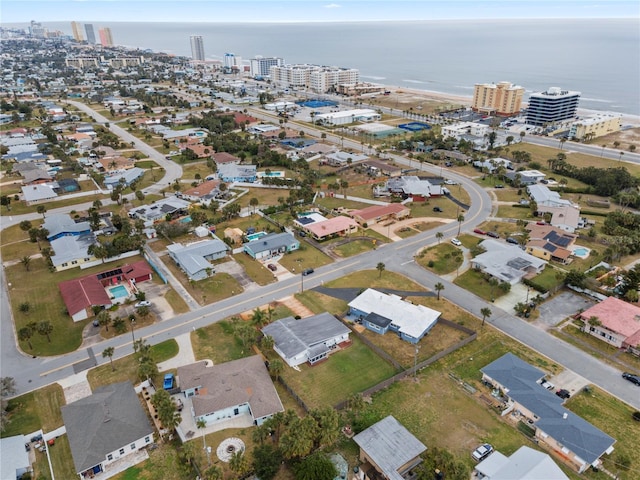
[
  {"left": 249, "top": 56, "right": 285, "bottom": 78},
  {"left": 526, "top": 87, "right": 581, "bottom": 126},
  {"left": 190, "top": 35, "right": 205, "bottom": 61},
  {"left": 269, "top": 64, "right": 359, "bottom": 93}
]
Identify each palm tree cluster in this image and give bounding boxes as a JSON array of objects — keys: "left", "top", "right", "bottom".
[
  {"left": 151, "top": 389, "right": 181, "bottom": 439},
  {"left": 134, "top": 338, "right": 158, "bottom": 381}
]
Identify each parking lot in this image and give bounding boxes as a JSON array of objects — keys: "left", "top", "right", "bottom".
[{"left": 535, "top": 291, "right": 596, "bottom": 330}]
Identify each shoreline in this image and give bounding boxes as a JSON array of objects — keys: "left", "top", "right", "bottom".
[{"left": 378, "top": 84, "right": 640, "bottom": 126}]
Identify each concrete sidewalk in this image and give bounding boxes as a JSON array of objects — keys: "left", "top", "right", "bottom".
[{"left": 157, "top": 332, "right": 196, "bottom": 371}]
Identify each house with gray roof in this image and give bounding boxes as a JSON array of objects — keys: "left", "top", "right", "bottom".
[
  {"left": 43, "top": 213, "right": 91, "bottom": 241},
  {"left": 61, "top": 382, "right": 154, "bottom": 478},
  {"left": 481, "top": 353, "right": 615, "bottom": 473},
  {"left": 167, "top": 239, "right": 228, "bottom": 281},
  {"left": 21, "top": 183, "right": 58, "bottom": 205},
  {"left": 262, "top": 312, "right": 351, "bottom": 367},
  {"left": 471, "top": 239, "right": 547, "bottom": 285},
  {"left": 474, "top": 445, "right": 568, "bottom": 480},
  {"left": 127, "top": 197, "right": 191, "bottom": 223},
  {"left": 103, "top": 167, "right": 144, "bottom": 189},
  {"left": 243, "top": 232, "right": 299, "bottom": 260},
  {"left": 217, "top": 163, "right": 257, "bottom": 183},
  {"left": 177, "top": 356, "right": 284, "bottom": 427},
  {"left": 353, "top": 415, "right": 427, "bottom": 480},
  {"left": 50, "top": 233, "right": 98, "bottom": 271}
]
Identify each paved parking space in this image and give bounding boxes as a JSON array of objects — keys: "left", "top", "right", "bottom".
[
  {"left": 535, "top": 291, "right": 595, "bottom": 330},
  {"left": 548, "top": 369, "right": 590, "bottom": 397}
]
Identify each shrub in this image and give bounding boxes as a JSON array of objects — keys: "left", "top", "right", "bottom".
[
  {"left": 632, "top": 411, "right": 640, "bottom": 422},
  {"left": 428, "top": 260, "right": 435, "bottom": 268}
]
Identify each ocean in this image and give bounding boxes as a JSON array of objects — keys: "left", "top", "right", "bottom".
[{"left": 37, "top": 19, "right": 640, "bottom": 115}]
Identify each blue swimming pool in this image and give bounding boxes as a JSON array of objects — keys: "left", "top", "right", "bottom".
[
  {"left": 109, "top": 285, "right": 129, "bottom": 298},
  {"left": 573, "top": 247, "right": 590, "bottom": 257},
  {"left": 179, "top": 216, "right": 192, "bottom": 223}
]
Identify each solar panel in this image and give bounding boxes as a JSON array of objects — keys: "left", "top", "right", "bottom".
[
  {"left": 297, "top": 216, "right": 315, "bottom": 225},
  {"left": 507, "top": 258, "right": 532, "bottom": 270}
]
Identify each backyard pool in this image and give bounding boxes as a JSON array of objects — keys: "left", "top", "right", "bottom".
[
  {"left": 572, "top": 246, "right": 591, "bottom": 259},
  {"left": 179, "top": 216, "right": 192, "bottom": 223},
  {"left": 109, "top": 285, "right": 129, "bottom": 298},
  {"left": 246, "top": 231, "right": 267, "bottom": 242}
]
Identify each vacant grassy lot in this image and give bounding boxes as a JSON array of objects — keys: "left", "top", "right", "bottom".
[
  {"left": 191, "top": 320, "right": 255, "bottom": 364},
  {"left": 0, "top": 384, "right": 65, "bottom": 437},
  {"left": 86, "top": 339, "right": 178, "bottom": 389},
  {"left": 316, "top": 196, "right": 371, "bottom": 211},
  {"left": 233, "top": 252, "right": 278, "bottom": 286},
  {"left": 493, "top": 188, "right": 526, "bottom": 203},
  {"left": 0, "top": 221, "right": 44, "bottom": 258},
  {"left": 476, "top": 220, "right": 520, "bottom": 238},
  {"left": 416, "top": 243, "right": 463, "bottom": 274},
  {"left": 332, "top": 238, "right": 377, "bottom": 257},
  {"left": 454, "top": 268, "right": 508, "bottom": 302},
  {"left": 280, "top": 335, "right": 397, "bottom": 409},
  {"left": 235, "top": 186, "right": 294, "bottom": 209},
  {"left": 496, "top": 204, "right": 535, "bottom": 220},
  {"left": 277, "top": 243, "right": 334, "bottom": 272},
  {"left": 7, "top": 254, "right": 147, "bottom": 355}
]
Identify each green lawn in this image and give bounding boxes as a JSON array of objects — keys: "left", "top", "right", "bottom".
[
  {"left": 0, "top": 384, "right": 65, "bottom": 437},
  {"left": 454, "top": 269, "right": 508, "bottom": 302},
  {"left": 86, "top": 339, "right": 178, "bottom": 390},
  {"left": 0, "top": 193, "right": 108, "bottom": 216},
  {"left": 332, "top": 239, "right": 377, "bottom": 257},
  {"left": 496, "top": 205, "right": 535, "bottom": 220},
  {"left": 163, "top": 286, "right": 190, "bottom": 314},
  {"left": 416, "top": 243, "right": 463, "bottom": 275},
  {"left": 233, "top": 252, "right": 278, "bottom": 286},
  {"left": 531, "top": 265, "right": 566, "bottom": 291},
  {"left": 280, "top": 335, "right": 397, "bottom": 409},
  {"left": 50, "top": 434, "right": 78, "bottom": 480},
  {"left": 277, "top": 244, "right": 334, "bottom": 272},
  {"left": 191, "top": 320, "right": 253, "bottom": 364}
]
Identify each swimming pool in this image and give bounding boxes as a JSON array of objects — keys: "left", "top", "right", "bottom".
[
  {"left": 109, "top": 285, "right": 129, "bottom": 298},
  {"left": 179, "top": 216, "right": 192, "bottom": 223},
  {"left": 572, "top": 246, "right": 591, "bottom": 258}
]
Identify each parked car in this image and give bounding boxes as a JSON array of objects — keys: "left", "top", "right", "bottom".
[
  {"left": 495, "top": 184, "right": 504, "bottom": 189},
  {"left": 556, "top": 389, "right": 571, "bottom": 399},
  {"left": 506, "top": 237, "right": 519, "bottom": 245},
  {"left": 433, "top": 206, "right": 443, "bottom": 212},
  {"left": 444, "top": 179, "right": 457, "bottom": 185},
  {"left": 473, "top": 229, "right": 486, "bottom": 235},
  {"left": 135, "top": 301, "right": 151, "bottom": 308},
  {"left": 267, "top": 263, "right": 277, "bottom": 272},
  {"left": 451, "top": 238, "right": 462, "bottom": 246},
  {"left": 622, "top": 372, "right": 640, "bottom": 386},
  {"left": 302, "top": 268, "right": 314, "bottom": 276},
  {"left": 472, "top": 444, "right": 494, "bottom": 462},
  {"left": 541, "top": 379, "right": 555, "bottom": 390},
  {"left": 486, "top": 231, "right": 500, "bottom": 238}
]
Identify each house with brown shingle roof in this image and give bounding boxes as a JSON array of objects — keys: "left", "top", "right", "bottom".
[
  {"left": 350, "top": 203, "right": 410, "bottom": 226},
  {"left": 525, "top": 224, "right": 576, "bottom": 264},
  {"left": 177, "top": 356, "right": 284, "bottom": 427},
  {"left": 212, "top": 152, "right": 241, "bottom": 166},
  {"left": 185, "top": 143, "right": 214, "bottom": 159}
]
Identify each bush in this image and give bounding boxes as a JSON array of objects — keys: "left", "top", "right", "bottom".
[
  {"left": 428, "top": 260, "right": 435, "bottom": 268},
  {"left": 633, "top": 411, "right": 640, "bottom": 422},
  {"left": 522, "top": 277, "right": 549, "bottom": 294}
]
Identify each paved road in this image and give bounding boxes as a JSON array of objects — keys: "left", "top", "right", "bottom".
[{"left": 2, "top": 102, "right": 639, "bottom": 413}]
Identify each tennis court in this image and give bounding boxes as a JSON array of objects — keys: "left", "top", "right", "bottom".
[{"left": 297, "top": 99, "right": 338, "bottom": 108}]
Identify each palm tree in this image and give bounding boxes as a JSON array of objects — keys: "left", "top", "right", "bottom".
[
  {"left": 97, "top": 311, "right": 111, "bottom": 332},
  {"left": 489, "top": 278, "right": 499, "bottom": 302},
  {"left": 18, "top": 327, "right": 34, "bottom": 350},
  {"left": 262, "top": 335, "right": 274, "bottom": 352},
  {"left": 280, "top": 416, "right": 317, "bottom": 459},
  {"left": 480, "top": 307, "right": 492, "bottom": 327},
  {"left": 618, "top": 151, "right": 625, "bottom": 162},
  {"left": 269, "top": 358, "right": 284, "bottom": 381},
  {"left": 20, "top": 256, "right": 31, "bottom": 271},
  {"left": 229, "top": 450, "right": 249, "bottom": 476},
  {"left": 36, "top": 205, "right": 47, "bottom": 218},
  {"left": 457, "top": 214, "right": 464, "bottom": 236},
  {"left": 102, "top": 347, "right": 115, "bottom": 371},
  {"left": 376, "top": 262, "right": 385, "bottom": 278},
  {"left": 434, "top": 282, "right": 444, "bottom": 300},
  {"left": 37, "top": 321, "right": 53, "bottom": 343},
  {"left": 251, "top": 308, "right": 266, "bottom": 327},
  {"left": 196, "top": 418, "right": 208, "bottom": 457},
  {"left": 202, "top": 465, "right": 222, "bottom": 480},
  {"left": 436, "top": 232, "right": 444, "bottom": 244},
  {"left": 249, "top": 197, "right": 259, "bottom": 214}
]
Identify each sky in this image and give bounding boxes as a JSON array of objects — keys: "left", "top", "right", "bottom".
[{"left": 1, "top": 0, "right": 638, "bottom": 24}]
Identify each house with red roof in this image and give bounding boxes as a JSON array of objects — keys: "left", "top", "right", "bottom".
[
  {"left": 212, "top": 152, "right": 241, "bottom": 166},
  {"left": 350, "top": 203, "right": 410, "bottom": 226},
  {"left": 302, "top": 216, "right": 359, "bottom": 241},
  {"left": 579, "top": 297, "right": 640, "bottom": 355},
  {"left": 59, "top": 261, "right": 153, "bottom": 322}
]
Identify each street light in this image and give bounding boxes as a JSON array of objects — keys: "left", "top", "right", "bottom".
[{"left": 130, "top": 316, "right": 136, "bottom": 344}]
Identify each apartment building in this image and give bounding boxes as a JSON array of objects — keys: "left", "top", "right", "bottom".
[
  {"left": 190, "top": 35, "right": 205, "bottom": 61},
  {"left": 472, "top": 81, "right": 525, "bottom": 116},
  {"left": 249, "top": 56, "right": 285, "bottom": 78},
  {"left": 270, "top": 64, "right": 359, "bottom": 93},
  {"left": 569, "top": 113, "right": 622, "bottom": 141},
  {"left": 526, "top": 87, "right": 580, "bottom": 126}
]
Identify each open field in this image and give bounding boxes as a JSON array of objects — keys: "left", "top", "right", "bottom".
[
  {"left": 163, "top": 286, "right": 190, "bottom": 314},
  {"left": 0, "top": 384, "right": 65, "bottom": 437},
  {"left": 0, "top": 192, "right": 108, "bottom": 216},
  {"left": 416, "top": 243, "right": 463, "bottom": 274},
  {"left": 280, "top": 335, "right": 397, "bottom": 409},
  {"left": 496, "top": 204, "right": 536, "bottom": 220},
  {"left": 235, "top": 186, "right": 294, "bottom": 209},
  {"left": 191, "top": 319, "right": 255, "bottom": 364},
  {"left": 331, "top": 238, "right": 377, "bottom": 257}
]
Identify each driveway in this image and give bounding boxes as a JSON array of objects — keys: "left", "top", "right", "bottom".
[{"left": 535, "top": 291, "right": 595, "bottom": 330}]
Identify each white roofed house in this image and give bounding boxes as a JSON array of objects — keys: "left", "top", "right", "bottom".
[
  {"left": 471, "top": 239, "right": 547, "bottom": 285},
  {"left": 262, "top": 312, "right": 351, "bottom": 367},
  {"left": 167, "top": 239, "right": 228, "bottom": 281},
  {"left": 527, "top": 184, "right": 581, "bottom": 233},
  {"left": 474, "top": 446, "right": 569, "bottom": 480}
]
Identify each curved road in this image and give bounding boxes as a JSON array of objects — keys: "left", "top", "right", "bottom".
[{"left": 1, "top": 102, "right": 639, "bottom": 413}]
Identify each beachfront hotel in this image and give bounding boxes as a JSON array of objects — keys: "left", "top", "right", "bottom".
[
  {"left": 70, "top": 21, "right": 84, "bottom": 42},
  {"left": 250, "top": 56, "right": 285, "bottom": 78},
  {"left": 99, "top": 27, "right": 114, "bottom": 47},
  {"left": 269, "top": 64, "right": 359, "bottom": 93},
  {"left": 569, "top": 113, "right": 622, "bottom": 141},
  {"left": 190, "top": 35, "right": 205, "bottom": 61},
  {"left": 526, "top": 87, "right": 580, "bottom": 126},
  {"left": 472, "top": 81, "right": 525, "bottom": 116}
]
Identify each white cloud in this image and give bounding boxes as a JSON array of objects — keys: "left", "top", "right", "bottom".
[{"left": 324, "top": 3, "right": 341, "bottom": 8}]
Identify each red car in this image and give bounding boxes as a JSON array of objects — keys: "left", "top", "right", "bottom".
[{"left": 473, "top": 229, "right": 486, "bottom": 235}]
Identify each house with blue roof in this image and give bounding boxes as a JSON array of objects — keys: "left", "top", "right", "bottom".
[
  {"left": 481, "top": 353, "right": 615, "bottom": 473},
  {"left": 243, "top": 232, "right": 299, "bottom": 261},
  {"left": 42, "top": 214, "right": 91, "bottom": 241},
  {"left": 217, "top": 163, "right": 257, "bottom": 183}
]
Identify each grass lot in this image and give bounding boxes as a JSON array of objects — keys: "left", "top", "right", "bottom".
[
  {"left": 191, "top": 320, "right": 253, "bottom": 363},
  {"left": 33, "top": 449, "right": 53, "bottom": 480},
  {"left": 493, "top": 188, "right": 527, "bottom": 203},
  {"left": 416, "top": 243, "right": 464, "bottom": 274},
  {"left": 163, "top": 286, "right": 190, "bottom": 314},
  {"left": 233, "top": 252, "right": 278, "bottom": 286},
  {"left": 315, "top": 196, "right": 371, "bottom": 211},
  {"left": 277, "top": 244, "right": 334, "bottom": 272},
  {"left": 566, "top": 387, "right": 640, "bottom": 480},
  {"left": 235, "top": 187, "right": 294, "bottom": 209},
  {"left": 86, "top": 339, "right": 178, "bottom": 390},
  {"left": 454, "top": 268, "right": 508, "bottom": 302},
  {"left": 531, "top": 265, "right": 566, "bottom": 291},
  {"left": 332, "top": 238, "right": 377, "bottom": 257},
  {"left": 181, "top": 162, "right": 213, "bottom": 180},
  {"left": 410, "top": 198, "right": 461, "bottom": 220},
  {"left": 112, "top": 441, "right": 194, "bottom": 480},
  {"left": 7, "top": 254, "right": 147, "bottom": 356},
  {"left": 280, "top": 335, "right": 397, "bottom": 409},
  {"left": 0, "top": 384, "right": 65, "bottom": 437},
  {"left": 457, "top": 233, "right": 482, "bottom": 250},
  {"left": 50, "top": 434, "right": 78, "bottom": 480},
  {"left": 476, "top": 220, "right": 520, "bottom": 238},
  {"left": 496, "top": 204, "right": 536, "bottom": 220},
  {"left": 0, "top": 192, "right": 108, "bottom": 216},
  {"left": 0, "top": 221, "right": 43, "bottom": 257}
]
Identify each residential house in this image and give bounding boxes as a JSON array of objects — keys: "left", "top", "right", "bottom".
[
  {"left": 177, "top": 356, "right": 284, "bottom": 427},
  {"left": 471, "top": 239, "right": 547, "bottom": 285},
  {"left": 61, "top": 382, "right": 154, "bottom": 479},
  {"left": 43, "top": 213, "right": 91, "bottom": 241},
  {"left": 166, "top": 239, "right": 228, "bottom": 281},
  {"left": 527, "top": 184, "right": 574, "bottom": 209},
  {"left": 103, "top": 167, "right": 144, "bottom": 189},
  {"left": 128, "top": 197, "right": 191, "bottom": 223},
  {"left": 262, "top": 312, "right": 351, "bottom": 367},
  {"left": 162, "top": 128, "right": 207, "bottom": 143},
  {"left": 212, "top": 152, "right": 241, "bottom": 167},
  {"left": 21, "top": 168, "right": 52, "bottom": 185},
  {"left": 353, "top": 415, "right": 427, "bottom": 480},
  {"left": 505, "top": 169, "right": 546, "bottom": 186},
  {"left": 243, "top": 232, "right": 299, "bottom": 260},
  {"left": 525, "top": 224, "right": 576, "bottom": 264},
  {"left": 432, "top": 149, "right": 470, "bottom": 163},
  {"left": 217, "top": 163, "right": 257, "bottom": 183},
  {"left": 348, "top": 288, "right": 441, "bottom": 344},
  {"left": 350, "top": 203, "right": 411, "bottom": 226},
  {"left": 0, "top": 435, "right": 31, "bottom": 480},
  {"left": 527, "top": 185, "right": 582, "bottom": 232},
  {"left": 59, "top": 261, "right": 153, "bottom": 321},
  {"left": 324, "top": 151, "right": 368, "bottom": 167},
  {"left": 223, "top": 227, "right": 244, "bottom": 246},
  {"left": 384, "top": 176, "right": 446, "bottom": 200},
  {"left": 362, "top": 159, "right": 402, "bottom": 177},
  {"left": 481, "top": 353, "right": 615, "bottom": 473},
  {"left": 178, "top": 179, "right": 221, "bottom": 206},
  {"left": 98, "top": 156, "right": 135, "bottom": 172},
  {"left": 578, "top": 297, "right": 640, "bottom": 355},
  {"left": 295, "top": 213, "right": 359, "bottom": 241},
  {"left": 473, "top": 157, "right": 513, "bottom": 173},
  {"left": 50, "top": 233, "right": 98, "bottom": 271},
  {"left": 21, "top": 184, "right": 58, "bottom": 205},
  {"left": 474, "top": 446, "right": 569, "bottom": 480},
  {"left": 185, "top": 144, "right": 214, "bottom": 159}
]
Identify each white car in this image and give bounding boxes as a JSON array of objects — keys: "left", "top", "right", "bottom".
[
  {"left": 451, "top": 238, "right": 462, "bottom": 246},
  {"left": 444, "top": 179, "right": 458, "bottom": 185},
  {"left": 134, "top": 301, "right": 151, "bottom": 308},
  {"left": 472, "top": 444, "right": 494, "bottom": 462}
]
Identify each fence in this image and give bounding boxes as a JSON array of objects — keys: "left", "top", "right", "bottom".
[{"left": 277, "top": 376, "right": 310, "bottom": 413}]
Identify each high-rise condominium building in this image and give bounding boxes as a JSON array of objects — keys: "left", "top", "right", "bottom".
[
  {"left": 190, "top": 35, "right": 205, "bottom": 61},
  {"left": 472, "top": 81, "right": 525, "bottom": 116},
  {"left": 71, "top": 21, "right": 84, "bottom": 42},
  {"left": 29, "top": 21, "right": 46, "bottom": 38},
  {"left": 269, "top": 64, "right": 359, "bottom": 93},
  {"left": 84, "top": 24, "right": 96, "bottom": 44},
  {"left": 526, "top": 87, "right": 581, "bottom": 126},
  {"left": 249, "top": 56, "right": 285, "bottom": 78},
  {"left": 99, "top": 27, "right": 113, "bottom": 46},
  {"left": 223, "top": 53, "right": 242, "bottom": 73}
]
